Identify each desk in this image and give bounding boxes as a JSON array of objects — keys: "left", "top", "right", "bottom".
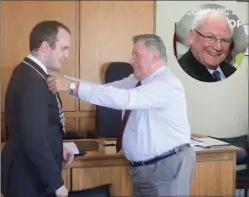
[
  {"left": 62, "top": 139, "right": 240, "bottom": 196},
  {"left": 1, "top": 139, "right": 240, "bottom": 196}
]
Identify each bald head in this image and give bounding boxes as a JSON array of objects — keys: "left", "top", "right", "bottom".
[{"left": 191, "top": 9, "right": 233, "bottom": 35}]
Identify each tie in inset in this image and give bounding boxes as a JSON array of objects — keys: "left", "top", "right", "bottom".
[
  {"left": 213, "top": 70, "right": 222, "bottom": 81},
  {"left": 116, "top": 81, "right": 142, "bottom": 153}
]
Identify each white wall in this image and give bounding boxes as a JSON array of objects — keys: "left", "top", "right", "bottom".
[{"left": 156, "top": 1, "right": 248, "bottom": 137}]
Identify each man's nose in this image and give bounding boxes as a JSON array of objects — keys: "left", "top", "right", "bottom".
[
  {"left": 213, "top": 39, "right": 223, "bottom": 51},
  {"left": 64, "top": 51, "right": 69, "bottom": 59}
]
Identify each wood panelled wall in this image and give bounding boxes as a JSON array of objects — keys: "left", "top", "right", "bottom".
[{"left": 0, "top": 1, "right": 155, "bottom": 141}]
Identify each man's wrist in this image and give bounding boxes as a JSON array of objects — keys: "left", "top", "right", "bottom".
[{"left": 68, "top": 81, "right": 80, "bottom": 97}]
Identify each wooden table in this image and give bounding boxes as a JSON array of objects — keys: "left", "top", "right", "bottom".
[
  {"left": 62, "top": 139, "right": 240, "bottom": 196},
  {"left": 1, "top": 139, "right": 241, "bottom": 196}
]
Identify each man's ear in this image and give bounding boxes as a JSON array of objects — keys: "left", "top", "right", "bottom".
[
  {"left": 189, "top": 30, "right": 194, "bottom": 46},
  {"left": 152, "top": 51, "right": 160, "bottom": 63},
  {"left": 40, "top": 41, "right": 51, "bottom": 54}
]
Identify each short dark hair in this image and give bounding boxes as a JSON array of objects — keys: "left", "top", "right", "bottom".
[{"left": 29, "top": 20, "right": 70, "bottom": 52}]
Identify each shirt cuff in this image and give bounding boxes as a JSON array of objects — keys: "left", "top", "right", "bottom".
[
  {"left": 64, "top": 75, "right": 98, "bottom": 100},
  {"left": 69, "top": 92, "right": 79, "bottom": 98},
  {"left": 64, "top": 75, "right": 82, "bottom": 82},
  {"left": 78, "top": 81, "right": 96, "bottom": 101},
  {"left": 57, "top": 185, "right": 64, "bottom": 191}
]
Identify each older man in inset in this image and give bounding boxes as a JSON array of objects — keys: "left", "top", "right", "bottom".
[{"left": 178, "top": 9, "right": 236, "bottom": 82}]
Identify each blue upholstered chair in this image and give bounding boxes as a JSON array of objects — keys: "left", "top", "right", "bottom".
[{"left": 210, "top": 135, "right": 249, "bottom": 197}]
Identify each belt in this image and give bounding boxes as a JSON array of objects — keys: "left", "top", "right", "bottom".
[{"left": 129, "top": 143, "right": 191, "bottom": 167}]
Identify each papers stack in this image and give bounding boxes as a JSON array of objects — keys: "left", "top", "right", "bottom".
[
  {"left": 191, "top": 137, "right": 230, "bottom": 148},
  {"left": 63, "top": 142, "right": 80, "bottom": 154}
]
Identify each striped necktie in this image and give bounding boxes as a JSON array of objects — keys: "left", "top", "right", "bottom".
[{"left": 213, "top": 70, "right": 222, "bottom": 81}]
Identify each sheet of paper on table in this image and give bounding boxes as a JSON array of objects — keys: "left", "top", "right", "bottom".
[
  {"left": 191, "top": 137, "right": 230, "bottom": 148},
  {"left": 63, "top": 142, "right": 80, "bottom": 154}
]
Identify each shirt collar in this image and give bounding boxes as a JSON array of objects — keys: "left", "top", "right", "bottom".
[
  {"left": 206, "top": 66, "right": 222, "bottom": 74},
  {"left": 140, "top": 66, "right": 166, "bottom": 84},
  {"left": 27, "top": 54, "right": 48, "bottom": 74}
]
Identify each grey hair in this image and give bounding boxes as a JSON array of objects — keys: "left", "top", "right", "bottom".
[
  {"left": 191, "top": 8, "right": 234, "bottom": 35},
  {"left": 132, "top": 34, "right": 167, "bottom": 62}
]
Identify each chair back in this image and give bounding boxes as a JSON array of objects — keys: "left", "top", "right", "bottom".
[{"left": 95, "top": 62, "right": 133, "bottom": 138}]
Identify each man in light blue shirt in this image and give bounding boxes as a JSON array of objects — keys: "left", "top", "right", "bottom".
[{"left": 46, "top": 34, "right": 196, "bottom": 196}]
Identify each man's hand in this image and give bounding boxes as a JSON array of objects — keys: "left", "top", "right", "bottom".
[
  {"left": 55, "top": 185, "right": 68, "bottom": 197},
  {"left": 47, "top": 70, "right": 71, "bottom": 94},
  {"left": 63, "top": 146, "right": 74, "bottom": 165}
]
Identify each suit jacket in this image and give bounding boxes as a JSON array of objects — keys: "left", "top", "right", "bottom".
[
  {"left": 1, "top": 57, "right": 65, "bottom": 197},
  {"left": 177, "top": 49, "right": 237, "bottom": 82}
]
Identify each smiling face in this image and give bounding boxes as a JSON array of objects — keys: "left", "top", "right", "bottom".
[{"left": 189, "top": 16, "right": 232, "bottom": 68}]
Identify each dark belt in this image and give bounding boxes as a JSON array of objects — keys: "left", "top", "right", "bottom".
[{"left": 129, "top": 143, "right": 191, "bottom": 167}]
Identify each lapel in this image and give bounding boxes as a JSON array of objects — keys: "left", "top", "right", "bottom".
[
  {"left": 23, "top": 57, "right": 48, "bottom": 80},
  {"left": 219, "top": 61, "right": 234, "bottom": 78},
  {"left": 23, "top": 57, "right": 65, "bottom": 134},
  {"left": 184, "top": 50, "right": 216, "bottom": 82},
  {"left": 22, "top": 57, "right": 63, "bottom": 106}
]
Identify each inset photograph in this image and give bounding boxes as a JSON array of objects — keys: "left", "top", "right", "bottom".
[{"left": 173, "top": 3, "right": 247, "bottom": 82}]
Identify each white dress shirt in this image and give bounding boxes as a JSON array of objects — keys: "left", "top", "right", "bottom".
[
  {"left": 27, "top": 54, "right": 48, "bottom": 74},
  {"left": 207, "top": 66, "right": 225, "bottom": 80},
  {"left": 71, "top": 66, "right": 191, "bottom": 162}
]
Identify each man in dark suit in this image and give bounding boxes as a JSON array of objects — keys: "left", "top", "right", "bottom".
[
  {"left": 177, "top": 9, "right": 237, "bottom": 83},
  {"left": 1, "top": 20, "right": 73, "bottom": 197}
]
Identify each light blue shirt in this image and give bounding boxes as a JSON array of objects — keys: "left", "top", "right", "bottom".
[
  {"left": 206, "top": 66, "right": 226, "bottom": 80},
  {"left": 67, "top": 66, "right": 191, "bottom": 161}
]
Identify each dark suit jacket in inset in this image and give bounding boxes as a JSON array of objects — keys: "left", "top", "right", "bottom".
[
  {"left": 177, "top": 49, "right": 237, "bottom": 82},
  {"left": 1, "top": 57, "right": 65, "bottom": 197}
]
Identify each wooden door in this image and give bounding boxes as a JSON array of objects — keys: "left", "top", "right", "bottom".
[
  {"left": 1, "top": 1, "right": 155, "bottom": 139},
  {"left": 0, "top": 1, "right": 79, "bottom": 140},
  {"left": 78, "top": 1, "right": 155, "bottom": 132}
]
